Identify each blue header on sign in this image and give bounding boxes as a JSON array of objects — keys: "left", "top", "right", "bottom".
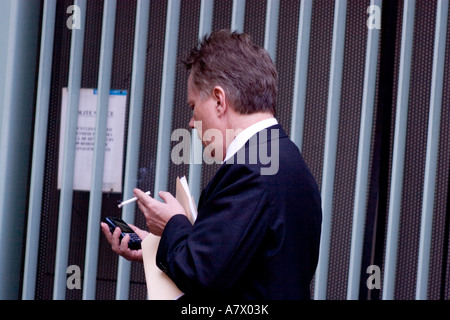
[{"left": 93, "top": 89, "right": 127, "bottom": 95}]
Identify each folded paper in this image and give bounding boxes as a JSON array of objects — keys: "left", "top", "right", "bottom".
[{"left": 141, "top": 176, "right": 197, "bottom": 300}]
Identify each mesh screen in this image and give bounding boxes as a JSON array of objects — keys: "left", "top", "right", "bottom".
[
  {"left": 393, "top": 0, "right": 434, "bottom": 300},
  {"left": 34, "top": 0, "right": 450, "bottom": 300},
  {"left": 168, "top": 0, "right": 201, "bottom": 195},
  {"left": 37, "top": 0, "right": 143, "bottom": 299},
  {"left": 393, "top": 0, "right": 450, "bottom": 300},
  {"left": 37, "top": 0, "right": 77, "bottom": 299},
  {"left": 438, "top": 0, "right": 450, "bottom": 298},
  {"left": 328, "top": 0, "right": 372, "bottom": 300}
]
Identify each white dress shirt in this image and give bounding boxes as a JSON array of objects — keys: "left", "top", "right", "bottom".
[{"left": 224, "top": 117, "right": 278, "bottom": 162}]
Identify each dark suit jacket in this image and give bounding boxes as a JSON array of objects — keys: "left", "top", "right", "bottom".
[{"left": 156, "top": 124, "right": 322, "bottom": 300}]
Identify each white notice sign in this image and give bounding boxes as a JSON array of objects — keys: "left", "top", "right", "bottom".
[{"left": 58, "top": 88, "right": 127, "bottom": 192}]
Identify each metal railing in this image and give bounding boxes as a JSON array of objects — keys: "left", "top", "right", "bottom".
[{"left": 0, "top": 0, "right": 446, "bottom": 300}]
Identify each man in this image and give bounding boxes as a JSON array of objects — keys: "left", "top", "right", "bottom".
[{"left": 101, "top": 30, "right": 322, "bottom": 300}]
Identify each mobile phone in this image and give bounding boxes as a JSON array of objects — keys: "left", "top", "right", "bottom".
[{"left": 103, "top": 216, "right": 141, "bottom": 250}]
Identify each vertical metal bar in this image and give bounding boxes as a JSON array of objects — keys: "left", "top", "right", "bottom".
[
  {"left": 314, "top": 0, "right": 347, "bottom": 300},
  {"left": 0, "top": 0, "right": 40, "bottom": 300},
  {"left": 188, "top": 0, "right": 213, "bottom": 204},
  {"left": 83, "top": 0, "right": 117, "bottom": 300},
  {"left": 116, "top": 0, "right": 150, "bottom": 300},
  {"left": 382, "top": 0, "right": 415, "bottom": 300},
  {"left": 290, "top": 0, "right": 313, "bottom": 151},
  {"left": 198, "top": 0, "right": 213, "bottom": 36},
  {"left": 264, "top": 0, "right": 280, "bottom": 62},
  {"left": 53, "top": 0, "right": 87, "bottom": 300},
  {"left": 188, "top": 130, "right": 203, "bottom": 205},
  {"left": 347, "top": 0, "right": 382, "bottom": 300},
  {"left": 153, "top": 0, "right": 181, "bottom": 200},
  {"left": 416, "top": 0, "right": 448, "bottom": 300},
  {"left": 22, "top": 0, "right": 57, "bottom": 300},
  {"left": 231, "top": 0, "right": 245, "bottom": 32}
]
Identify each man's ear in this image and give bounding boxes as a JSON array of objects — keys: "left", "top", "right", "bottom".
[{"left": 212, "top": 86, "right": 226, "bottom": 117}]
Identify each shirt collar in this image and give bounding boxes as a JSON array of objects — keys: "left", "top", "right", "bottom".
[{"left": 224, "top": 118, "right": 278, "bottom": 162}]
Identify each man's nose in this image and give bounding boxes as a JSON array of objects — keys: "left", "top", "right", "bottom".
[{"left": 189, "top": 116, "right": 195, "bottom": 129}]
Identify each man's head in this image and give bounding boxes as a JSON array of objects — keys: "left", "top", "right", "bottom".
[
  {"left": 184, "top": 29, "right": 278, "bottom": 116},
  {"left": 185, "top": 29, "right": 278, "bottom": 161}
]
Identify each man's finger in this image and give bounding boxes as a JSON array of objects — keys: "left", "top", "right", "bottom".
[
  {"left": 158, "top": 190, "right": 176, "bottom": 204},
  {"left": 128, "top": 223, "right": 148, "bottom": 240},
  {"left": 119, "top": 234, "right": 130, "bottom": 253},
  {"left": 128, "top": 223, "right": 138, "bottom": 232},
  {"left": 110, "top": 227, "right": 122, "bottom": 252},
  {"left": 100, "top": 222, "right": 112, "bottom": 241},
  {"left": 133, "top": 188, "right": 150, "bottom": 200},
  {"left": 134, "top": 188, "right": 156, "bottom": 207}
]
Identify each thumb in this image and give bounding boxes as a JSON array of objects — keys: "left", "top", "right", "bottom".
[{"left": 128, "top": 224, "right": 148, "bottom": 240}]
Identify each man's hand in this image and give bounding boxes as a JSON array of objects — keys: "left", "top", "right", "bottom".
[
  {"left": 100, "top": 222, "right": 148, "bottom": 263},
  {"left": 134, "top": 188, "right": 186, "bottom": 236}
]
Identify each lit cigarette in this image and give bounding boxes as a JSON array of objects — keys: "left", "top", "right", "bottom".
[{"left": 118, "top": 191, "right": 151, "bottom": 208}]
